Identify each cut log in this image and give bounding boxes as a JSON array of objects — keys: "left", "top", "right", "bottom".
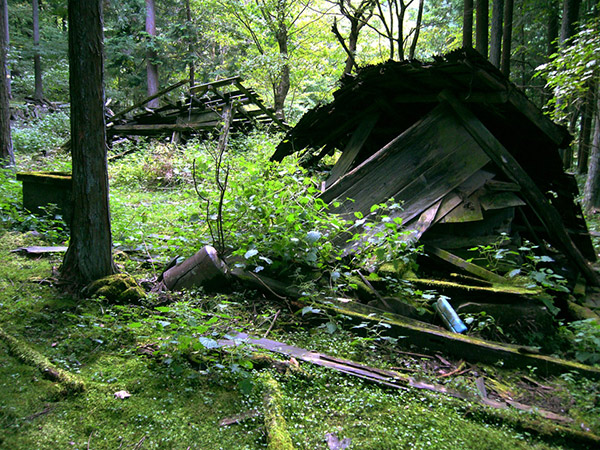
[{"left": 163, "top": 246, "right": 229, "bottom": 291}]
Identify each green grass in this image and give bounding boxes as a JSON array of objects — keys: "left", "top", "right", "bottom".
[{"left": 1, "top": 134, "right": 599, "bottom": 449}]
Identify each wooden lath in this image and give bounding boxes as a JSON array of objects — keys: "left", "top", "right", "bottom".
[{"left": 108, "top": 76, "right": 288, "bottom": 138}]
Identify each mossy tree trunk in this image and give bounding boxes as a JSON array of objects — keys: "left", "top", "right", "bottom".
[
  {"left": 61, "top": 0, "right": 116, "bottom": 285},
  {"left": 0, "top": 0, "right": 13, "bottom": 167}
]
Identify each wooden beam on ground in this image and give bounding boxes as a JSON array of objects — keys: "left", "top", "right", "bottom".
[
  {"left": 439, "top": 90, "right": 600, "bottom": 286},
  {"left": 424, "top": 245, "right": 509, "bottom": 284},
  {"left": 230, "top": 269, "right": 600, "bottom": 379}
]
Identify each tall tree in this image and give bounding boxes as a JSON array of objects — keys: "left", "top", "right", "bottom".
[
  {"left": 489, "top": 0, "right": 504, "bottom": 67},
  {"left": 185, "top": 0, "right": 195, "bottom": 86},
  {"left": 463, "top": 0, "right": 474, "bottom": 47},
  {"left": 584, "top": 84, "right": 600, "bottom": 212},
  {"left": 500, "top": 0, "right": 513, "bottom": 76},
  {"left": 475, "top": 0, "right": 489, "bottom": 57},
  {"left": 33, "top": 0, "right": 43, "bottom": 101},
  {"left": 2, "top": 0, "right": 9, "bottom": 98},
  {"left": 331, "top": 0, "right": 376, "bottom": 74},
  {"left": 145, "top": 0, "right": 159, "bottom": 108},
  {"left": 61, "top": 0, "right": 116, "bottom": 284},
  {"left": 408, "top": 0, "right": 424, "bottom": 59},
  {"left": 0, "top": 0, "right": 13, "bottom": 167},
  {"left": 560, "top": 0, "right": 581, "bottom": 45}
]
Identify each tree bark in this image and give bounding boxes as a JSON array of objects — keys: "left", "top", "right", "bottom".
[
  {"left": 584, "top": 85, "right": 600, "bottom": 213},
  {"left": 463, "top": 0, "right": 474, "bottom": 48},
  {"left": 560, "top": 0, "right": 581, "bottom": 45},
  {"left": 578, "top": 82, "right": 595, "bottom": 174},
  {"left": 500, "top": 0, "right": 513, "bottom": 76},
  {"left": 2, "top": 0, "right": 9, "bottom": 98},
  {"left": 145, "top": 0, "right": 159, "bottom": 108},
  {"left": 0, "top": 0, "right": 13, "bottom": 167},
  {"left": 61, "top": 0, "right": 115, "bottom": 285},
  {"left": 408, "top": 0, "right": 424, "bottom": 60},
  {"left": 476, "top": 0, "right": 489, "bottom": 57},
  {"left": 490, "top": 0, "right": 504, "bottom": 67},
  {"left": 33, "top": 0, "right": 43, "bottom": 101},
  {"left": 273, "top": 26, "right": 289, "bottom": 121},
  {"left": 185, "top": 0, "right": 195, "bottom": 87}
]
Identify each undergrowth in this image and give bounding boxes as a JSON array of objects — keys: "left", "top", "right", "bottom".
[{"left": 1, "top": 127, "right": 599, "bottom": 449}]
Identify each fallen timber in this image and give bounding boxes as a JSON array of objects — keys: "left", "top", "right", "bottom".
[
  {"left": 231, "top": 268, "right": 600, "bottom": 380},
  {"left": 219, "top": 333, "right": 600, "bottom": 447}
]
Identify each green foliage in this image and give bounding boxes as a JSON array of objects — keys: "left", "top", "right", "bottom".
[
  {"left": 563, "top": 319, "right": 600, "bottom": 365},
  {"left": 12, "top": 111, "right": 70, "bottom": 154},
  {"left": 536, "top": 17, "right": 600, "bottom": 123}
]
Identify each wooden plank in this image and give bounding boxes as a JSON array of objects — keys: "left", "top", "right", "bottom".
[
  {"left": 433, "top": 171, "right": 495, "bottom": 223},
  {"left": 233, "top": 80, "right": 289, "bottom": 130},
  {"left": 402, "top": 199, "right": 442, "bottom": 243},
  {"left": 324, "top": 104, "right": 490, "bottom": 215},
  {"left": 229, "top": 269, "right": 600, "bottom": 380},
  {"left": 189, "top": 76, "right": 241, "bottom": 95},
  {"left": 325, "top": 112, "right": 380, "bottom": 188},
  {"left": 110, "top": 122, "right": 220, "bottom": 135},
  {"left": 425, "top": 245, "right": 508, "bottom": 284},
  {"left": 480, "top": 192, "right": 526, "bottom": 211},
  {"left": 108, "top": 78, "right": 190, "bottom": 124},
  {"left": 506, "top": 86, "right": 570, "bottom": 147},
  {"left": 392, "top": 91, "right": 508, "bottom": 104},
  {"left": 440, "top": 190, "right": 484, "bottom": 223},
  {"left": 439, "top": 90, "right": 600, "bottom": 286}
]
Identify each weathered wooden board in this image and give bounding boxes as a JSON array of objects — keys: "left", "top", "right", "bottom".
[
  {"left": 439, "top": 91, "right": 599, "bottom": 286},
  {"left": 424, "top": 245, "right": 508, "bottom": 284},
  {"left": 323, "top": 104, "right": 490, "bottom": 222},
  {"left": 480, "top": 192, "right": 526, "bottom": 211},
  {"left": 432, "top": 171, "right": 495, "bottom": 224},
  {"left": 440, "top": 189, "right": 484, "bottom": 223},
  {"left": 325, "top": 112, "right": 380, "bottom": 188}
]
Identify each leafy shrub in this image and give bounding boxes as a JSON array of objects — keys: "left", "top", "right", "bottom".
[
  {"left": 565, "top": 319, "right": 600, "bottom": 365},
  {"left": 12, "top": 110, "right": 70, "bottom": 154}
]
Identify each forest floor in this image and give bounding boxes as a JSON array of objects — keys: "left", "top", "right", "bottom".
[{"left": 1, "top": 132, "right": 600, "bottom": 450}]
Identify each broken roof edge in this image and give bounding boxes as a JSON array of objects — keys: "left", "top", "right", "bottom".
[{"left": 271, "top": 47, "right": 571, "bottom": 162}]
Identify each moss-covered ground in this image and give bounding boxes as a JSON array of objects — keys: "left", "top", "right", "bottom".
[
  {"left": 1, "top": 229, "right": 599, "bottom": 450},
  {"left": 1, "top": 135, "right": 599, "bottom": 449}
]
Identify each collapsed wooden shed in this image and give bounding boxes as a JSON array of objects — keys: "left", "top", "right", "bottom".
[
  {"left": 272, "top": 48, "right": 598, "bottom": 287},
  {"left": 107, "top": 76, "right": 288, "bottom": 141}
]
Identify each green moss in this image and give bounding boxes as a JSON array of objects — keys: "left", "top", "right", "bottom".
[
  {"left": 0, "top": 326, "right": 85, "bottom": 393},
  {"left": 260, "top": 372, "right": 295, "bottom": 450},
  {"left": 84, "top": 274, "right": 145, "bottom": 303}
]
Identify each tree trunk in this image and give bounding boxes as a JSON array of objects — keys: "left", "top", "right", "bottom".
[
  {"left": 408, "top": 0, "right": 424, "bottom": 59},
  {"left": 500, "top": 0, "right": 513, "bottom": 76},
  {"left": 584, "top": 86, "right": 600, "bottom": 213},
  {"left": 463, "top": 0, "right": 474, "bottom": 47},
  {"left": 185, "top": 0, "right": 194, "bottom": 87},
  {"left": 490, "top": 0, "right": 504, "bottom": 67},
  {"left": 272, "top": 26, "right": 289, "bottom": 122},
  {"left": 2, "top": 0, "right": 9, "bottom": 98},
  {"left": 145, "top": 0, "right": 159, "bottom": 108},
  {"left": 344, "top": 19, "right": 361, "bottom": 75},
  {"left": 33, "top": 0, "right": 43, "bottom": 101},
  {"left": 476, "top": 0, "right": 489, "bottom": 58},
  {"left": 577, "top": 82, "right": 595, "bottom": 174},
  {"left": 395, "top": 0, "right": 407, "bottom": 61},
  {"left": 0, "top": 0, "right": 13, "bottom": 167},
  {"left": 560, "top": 0, "right": 581, "bottom": 45},
  {"left": 61, "top": 0, "right": 116, "bottom": 285}
]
